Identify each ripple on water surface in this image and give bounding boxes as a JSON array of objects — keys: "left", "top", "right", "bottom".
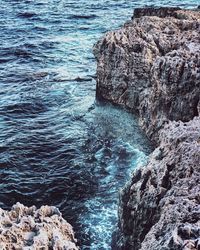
[{"left": 0, "top": 0, "right": 199, "bottom": 249}]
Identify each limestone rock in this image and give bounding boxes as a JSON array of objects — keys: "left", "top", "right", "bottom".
[
  {"left": 94, "top": 7, "right": 200, "bottom": 250},
  {"left": 94, "top": 7, "right": 200, "bottom": 143},
  {"left": 0, "top": 203, "right": 78, "bottom": 250},
  {"left": 118, "top": 117, "right": 200, "bottom": 250}
]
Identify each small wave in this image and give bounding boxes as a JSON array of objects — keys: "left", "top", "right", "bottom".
[
  {"left": 73, "top": 77, "right": 93, "bottom": 82},
  {"left": 69, "top": 14, "right": 98, "bottom": 20},
  {"left": 0, "top": 43, "right": 43, "bottom": 62},
  {"left": 0, "top": 47, "right": 30, "bottom": 59},
  {"left": 0, "top": 58, "right": 12, "bottom": 63},
  {"left": 0, "top": 146, "right": 8, "bottom": 153},
  {"left": 53, "top": 76, "right": 92, "bottom": 83},
  {"left": 79, "top": 27, "right": 90, "bottom": 30},
  {"left": 33, "top": 26, "right": 48, "bottom": 31},
  {"left": 1, "top": 102, "right": 47, "bottom": 116},
  {"left": 14, "top": 48, "right": 33, "bottom": 58},
  {"left": 17, "top": 12, "right": 37, "bottom": 19},
  {"left": 25, "top": 71, "right": 49, "bottom": 80}
]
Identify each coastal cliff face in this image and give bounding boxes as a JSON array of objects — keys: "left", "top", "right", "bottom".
[
  {"left": 119, "top": 117, "right": 200, "bottom": 250},
  {"left": 94, "top": 7, "right": 200, "bottom": 142},
  {"left": 94, "top": 7, "right": 200, "bottom": 250},
  {"left": 0, "top": 203, "right": 78, "bottom": 250}
]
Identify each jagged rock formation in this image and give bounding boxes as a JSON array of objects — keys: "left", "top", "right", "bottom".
[
  {"left": 94, "top": 7, "right": 200, "bottom": 143},
  {"left": 94, "top": 7, "right": 200, "bottom": 250},
  {"left": 119, "top": 117, "right": 200, "bottom": 250},
  {"left": 0, "top": 202, "right": 78, "bottom": 250}
]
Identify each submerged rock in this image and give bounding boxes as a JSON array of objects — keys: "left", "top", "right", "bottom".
[
  {"left": 94, "top": 7, "right": 200, "bottom": 143},
  {"left": 0, "top": 203, "right": 78, "bottom": 250},
  {"left": 94, "top": 6, "right": 200, "bottom": 250}
]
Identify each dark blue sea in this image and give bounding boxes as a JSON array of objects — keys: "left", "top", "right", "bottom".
[{"left": 0, "top": 0, "right": 198, "bottom": 249}]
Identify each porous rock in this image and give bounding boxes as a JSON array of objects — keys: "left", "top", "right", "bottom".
[
  {"left": 94, "top": 7, "right": 200, "bottom": 143},
  {"left": 118, "top": 117, "right": 200, "bottom": 250},
  {"left": 94, "top": 7, "right": 200, "bottom": 250},
  {"left": 0, "top": 202, "right": 78, "bottom": 250}
]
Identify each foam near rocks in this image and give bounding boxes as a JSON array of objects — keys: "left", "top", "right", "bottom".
[
  {"left": 118, "top": 117, "right": 200, "bottom": 250},
  {"left": 94, "top": 7, "right": 200, "bottom": 143},
  {"left": 94, "top": 6, "right": 200, "bottom": 250}
]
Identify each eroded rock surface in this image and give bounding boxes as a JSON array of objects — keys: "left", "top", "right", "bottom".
[
  {"left": 118, "top": 117, "right": 200, "bottom": 250},
  {"left": 94, "top": 7, "right": 200, "bottom": 143},
  {"left": 94, "top": 6, "right": 200, "bottom": 250},
  {"left": 0, "top": 203, "right": 78, "bottom": 250}
]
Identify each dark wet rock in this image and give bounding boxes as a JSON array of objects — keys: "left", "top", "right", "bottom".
[
  {"left": 133, "top": 7, "right": 181, "bottom": 19},
  {"left": 94, "top": 7, "right": 200, "bottom": 250}
]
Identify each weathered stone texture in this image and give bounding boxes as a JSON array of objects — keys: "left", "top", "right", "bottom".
[
  {"left": 94, "top": 7, "right": 200, "bottom": 143},
  {"left": 118, "top": 117, "right": 200, "bottom": 250},
  {"left": 94, "top": 7, "right": 200, "bottom": 250},
  {"left": 0, "top": 203, "right": 78, "bottom": 250}
]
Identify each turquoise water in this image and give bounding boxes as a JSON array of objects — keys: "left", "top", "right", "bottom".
[{"left": 0, "top": 0, "right": 199, "bottom": 249}]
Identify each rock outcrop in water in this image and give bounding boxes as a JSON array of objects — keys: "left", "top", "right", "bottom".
[
  {"left": 119, "top": 117, "right": 200, "bottom": 250},
  {"left": 0, "top": 203, "right": 78, "bottom": 250},
  {"left": 94, "top": 7, "right": 200, "bottom": 143},
  {"left": 94, "top": 7, "right": 200, "bottom": 250}
]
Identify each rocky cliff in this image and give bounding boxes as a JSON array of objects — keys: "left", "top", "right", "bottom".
[
  {"left": 118, "top": 117, "right": 200, "bottom": 250},
  {"left": 0, "top": 203, "right": 78, "bottom": 250},
  {"left": 94, "top": 7, "right": 200, "bottom": 250},
  {"left": 94, "top": 7, "right": 200, "bottom": 143}
]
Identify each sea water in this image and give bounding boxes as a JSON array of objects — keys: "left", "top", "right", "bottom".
[{"left": 0, "top": 0, "right": 198, "bottom": 249}]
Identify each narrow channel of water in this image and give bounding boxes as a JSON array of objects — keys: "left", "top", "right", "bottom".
[{"left": 0, "top": 0, "right": 198, "bottom": 248}]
